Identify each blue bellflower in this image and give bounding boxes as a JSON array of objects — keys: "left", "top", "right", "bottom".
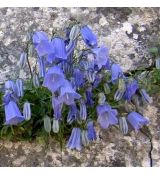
[
  {"left": 32, "top": 31, "right": 49, "bottom": 46},
  {"left": 43, "top": 65, "right": 65, "bottom": 93},
  {"left": 127, "top": 111, "right": 149, "bottom": 131},
  {"left": 97, "top": 104, "right": 118, "bottom": 129},
  {"left": 58, "top": 80, "right": 81, "bottom": 105},
  {"left": 92, "top": 46, "right": 109, "bottom": 69},
  {"left": 124, "top": 79, "right": 139, "bottom": 101},
  {"left": 66, "top": 127, "right": 82, "bottom": 151},
  {"left": 52, "top": 97, "right": 63, "bottom": 120},
  {"left": 87, "top": 120, "right": 97, "bottom": 141},
  {"left": 73, "top": 68, "right": 84, "bottom": 89},
  {"left": 4, "top": 100, "right": 25, "bottom": 125},
  {"left": 67, "top": 103, "right": 79, "bottom": 124},
  {"left": 111, "top": 63, "right": 124, "bottom": 84},
  {"left": 81, "top": 25, "right": 97, "bottom": 48},
  {"left": 85, "top": 87, "right": 94, "bottom": 106}
]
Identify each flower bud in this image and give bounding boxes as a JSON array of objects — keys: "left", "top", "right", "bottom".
[
  {"left": 44, "top": 116, "right": 51, "bottom": 133},
  {"left": 118, "top": 78, "right": 126, "bottom": 91},
  {"left": 140, "top": 89, "right": 153, "bottom": 104},
  {"left": 119, "top": 117, "right": 128, "bottom": 135},
  {"left": 98, "top": 92, "right": 106, "bottom": 104},
  {"left": 103, "top": 83, "right": 111, "bottom": 94},
  {"left": 32, "top": 73, "right": 40, "bottom": 88},
  {"left": 114, "top": 90, "right": 124, "bottom": 101},
  {"left": 79, "top": 99, "right": 87, "bottom": 120},
  {"left": 23, "top": 102, "right": 31, "bottom": 121},
  {"left": 28, "top": 44, "right": 34, "bottom": 57},
  {"left": 52, "top": 118, "right": 59, "bottom": 133},
  {"left": 16, "top": 79, "right": 24, "bottom": 97},
  {"left": 81, "top": 130, "right": 89, "bottom": 146},
  {"left": 18, "top": 52, "right": 27, "bottom": 69},
  {"left": 155, "top": 58, "right": 160, "bottom": 69},
  {"left": 86, "top": 70, "right": 96, "bottom": 83},
  {"left": 69, "top": 25, "right": 80, "bottom": 41}
]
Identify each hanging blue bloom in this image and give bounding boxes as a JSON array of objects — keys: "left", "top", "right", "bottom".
[
  {"left": 52, "top": 97, "right": 63, "bottom": 120},
  {"left": 73, "top": 68, "right": 84, "bottom": 89},
  {"left": 38, "top": 57, "right": 46, "bottom": 78},
  {"left": 51, "top": 37, "right": 67, "bottom": 61},
  {"left": 66, "top": 127, "right": 82, "bottom": 151},
  {"left": 127, "top": 111, "right": 149, "bottom": 131},
  {"left": 87, "top": 120, "right": 97, "bottom": 141},
  {"left": 43, "top": 65, "right": 65, "bottom": 93},
  {"left": 81, "top": 25, "right": 97, "bottom": 48},
  {"left": 111, "top": 64, "right": 124, "bottom": 84},
  {"left": 92, "top": 46, "right": 109, "bottom": 69},
  {"left": 58, "top": 80, "right": 81, "bottom": 105},
  {"left": 67, "top": 103, "right": 79, "bottom": 124},
  {"left": 124, "top": 79, "right": 139, "bottom": 101},
  {"left": 5, "top": 80, "right": 16, "bottom": 93},
  {"left": 32, "top": 31, "right": 49, "bottom": 46},
  {"left": 85, "top": 87, "right": 94, "bottom": 106},
  {"left": 97, "top": 104, "right": 118, "bottom": 129},
  {"left": 4, "top": 100, "right": 25, "bottom": 125}
]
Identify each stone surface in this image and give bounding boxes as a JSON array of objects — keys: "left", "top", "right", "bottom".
[{"left": 0, "top": 7, "right": 160, "bottom": 167}]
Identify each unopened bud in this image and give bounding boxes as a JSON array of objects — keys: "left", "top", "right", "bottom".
[
  {"left": 69, "top": 25, "right": 80, "bottom": 41},
  {"left": 44, "top": 116, "right": 51, "bottom": 133},
  {"left": 119, "top": 117, "right": 128, "bottom": 135},
  {"left": 52, "top": 118, "right": 59, "bottom": 133},
  {"left": 23, "top": 102, "right": 31, "bottom": 121}
]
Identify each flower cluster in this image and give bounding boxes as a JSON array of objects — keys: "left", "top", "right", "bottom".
[{"left": 1, "top": 25, "right": 152, "bottom": 150}]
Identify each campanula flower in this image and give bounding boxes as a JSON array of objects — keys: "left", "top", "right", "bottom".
[
  {"left": 92, "top": 46, "right": 109, "bottom": 69},
  {"left": 52, "top": 97, "right": 63, "bottom": 120},
  {"left": 23, "top": 102, "right": 31, "bottom": 121},
  {"left": 124, "top": 79, "right": 138, "bottom": 101},
  {"left": 18, "top": 52, "right": 27, "bottom": 69},
  {"left": 87, "top": 120, "right": 97, "bottom": 141},
  {"left": 51, "top": 37, "right": 67, "bottom": 61},
  {"left": 140, "top": 89, "right": 153, "bottom": 104},
  {"left": 43, "top": 65, "right": 65, "bottom": 93},
  {"left": 32, "top": 31, "right": 49, "bottom": 46},
  {"left": 97, "top": 104, "right": 118, "bottom": 129},
  {"left": 66, "top": 127, "right": 82, "bottom": 151},
  {"left": 67, "top": 103, "right": 79, "bottom": 124},
  {"left": 111, "top": 64, "right": 124, "bottom": 84},
  {"left": 5, "top": 80, "right": 16, "bottom": 93},
  {"left": 79, "top": 99, "right": 87, "bottom": 121},
  {"left": 127, "top": 111, "right": 149, "bottom": 131},
  {"left": 58, "top": 80, "right": 81, "bottom": 105},
  {"left": 81, "top": 25, "right": 97, "bottom": 47},
  {"left": 4, "top": 100, "right": 25, "bottom": 125}
]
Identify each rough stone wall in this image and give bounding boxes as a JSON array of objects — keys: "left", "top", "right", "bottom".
[{"left": 0, "top": 7, "right": 160, "bottom": 167}]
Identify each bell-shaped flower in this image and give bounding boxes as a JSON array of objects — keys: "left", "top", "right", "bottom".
[
  {"left": 127, "top": 111, "right": 149, "bottom": 131},
  {"left": 32, "top": 31, "right": 49, "bottom": 46},
  {"left": 67, "top": 103, "right": 79, "bottom": 124},
  {"left": 96, "top": 104, "right": 118, "bottom": 129},
  {"left": 23, "top": 102, "right": 31, "bottom": 121},
  {"left": 4, "top": 100, "right": 25, "bottom": 125},
  {"left": 87, "top": 120, "right": 97, "bottom": 141},
  {"left": 111, "top": 64, "right": 124, "bottom": 84},
  {"left": 66, "top": 127, "right": 82, "bottom": 151},
  {"left": 81, "top": 25, "right": 97, "bottom": 48},
  {"left": 52, "top": 97, "right": 63, "bottom": 120},
  {"left": 16, "top": 79, "right": 24, "bottom": 97},
  {"left": 92, "top": 46, "right": 109, "bottom": 69},
  {"left": 43, "top": 65, "right": 65, "bottom": 93},
  {"left": 124, "top": 79, "right": 138, "bottom": 101},
  {"left": 51, "top": 37, "right": 67, "bottom": 61},
  {"left": 58, "top": 80, "right": 81, "bottom": 105},
  {"left": 5, "top": 80, "right": 16, "bottom": 93}
]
